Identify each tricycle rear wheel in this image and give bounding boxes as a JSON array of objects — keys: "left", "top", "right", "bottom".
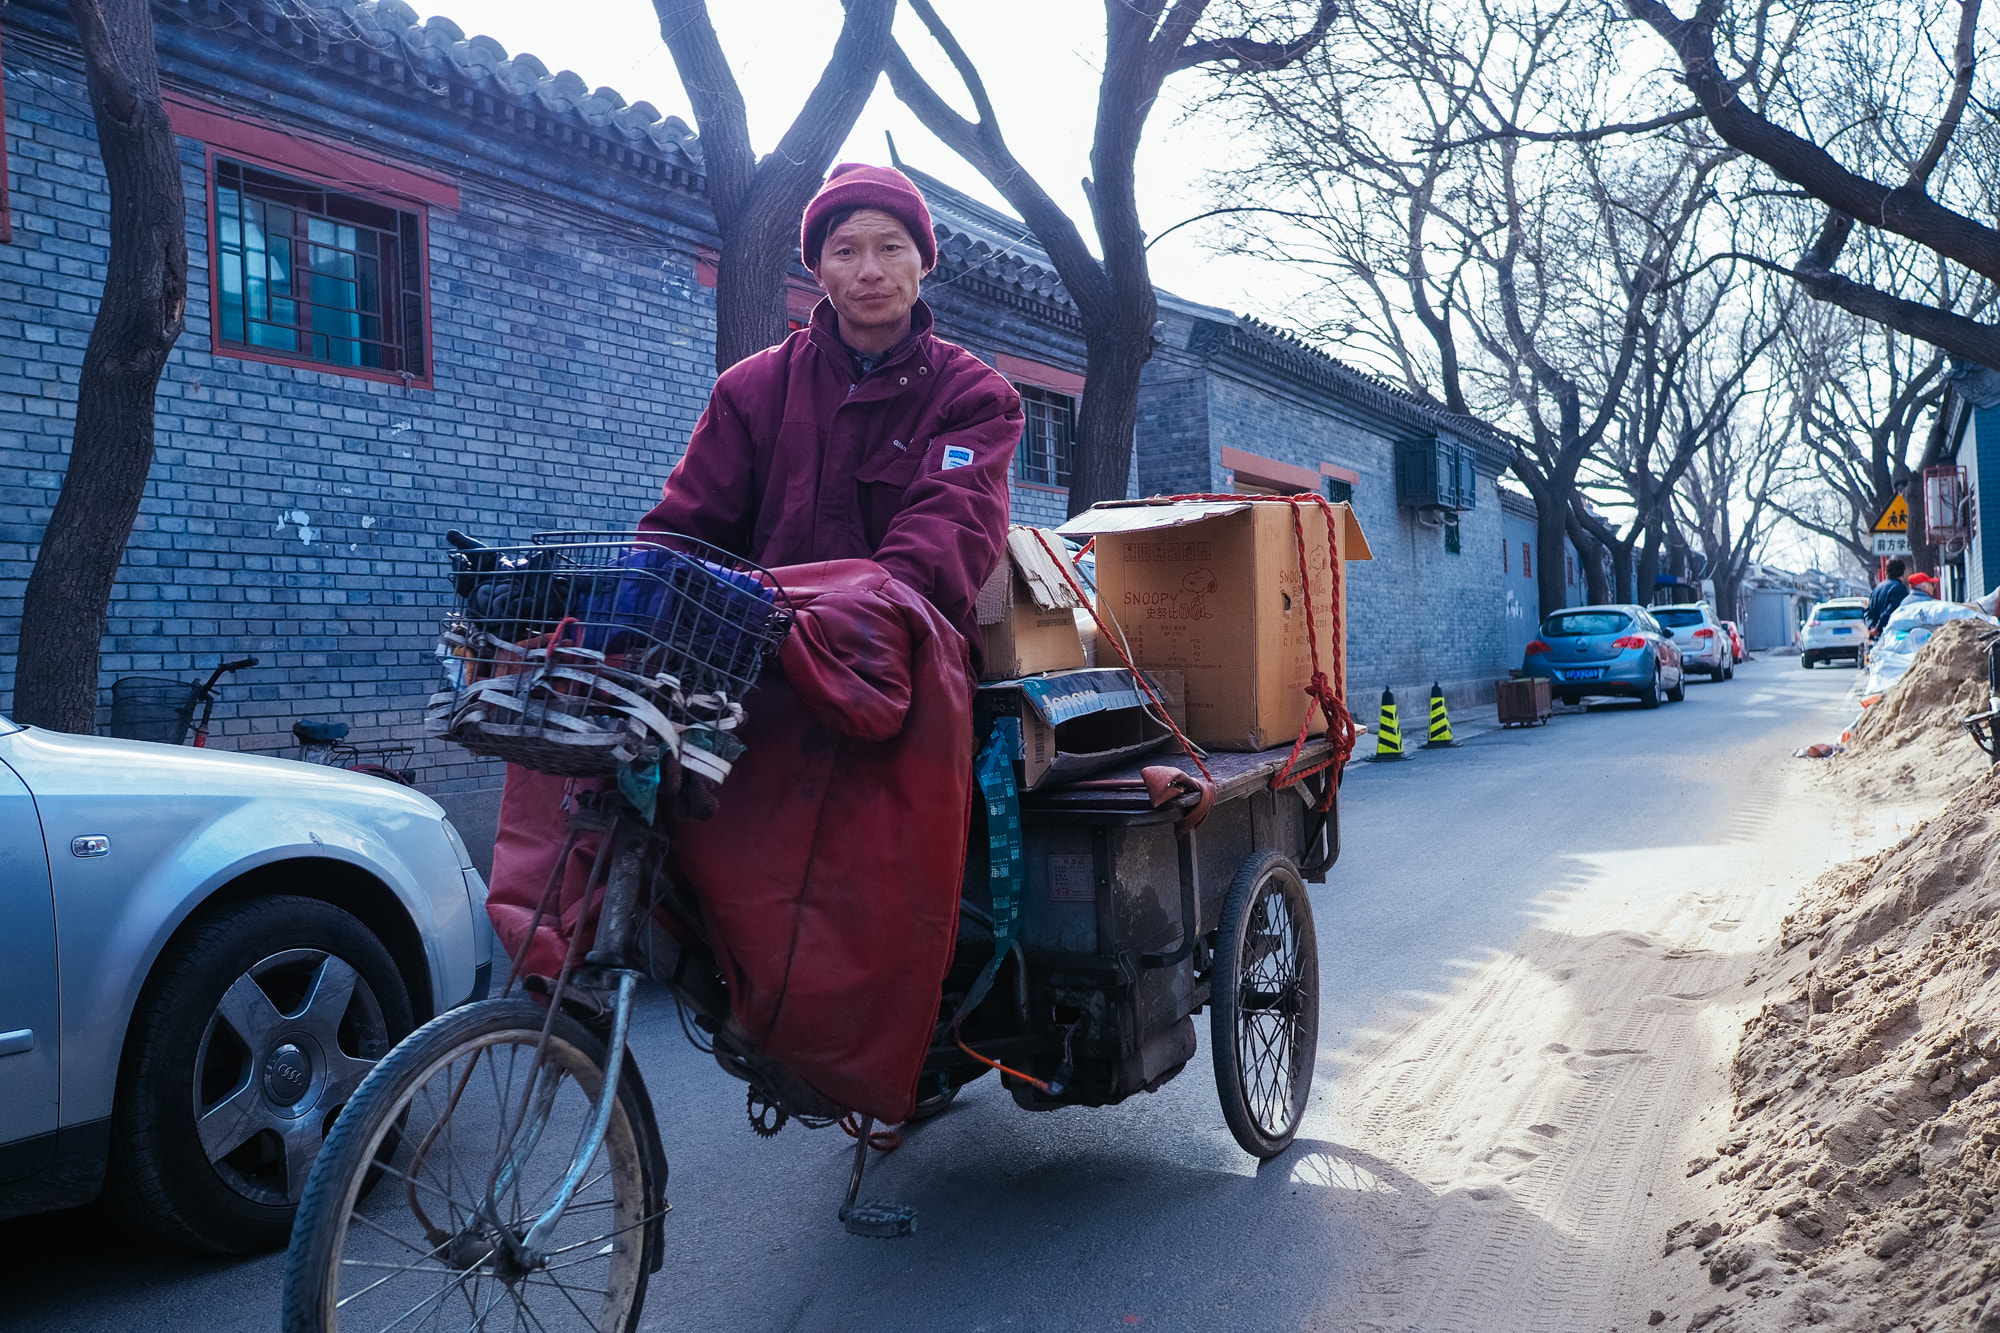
[{"left": 1210, "top": 850, "right": 1318, "bottom": 1159}]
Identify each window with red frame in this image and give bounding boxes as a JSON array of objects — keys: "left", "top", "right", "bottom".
[{"left": 215, "top": 159, "right": 425, "bottom": 376}]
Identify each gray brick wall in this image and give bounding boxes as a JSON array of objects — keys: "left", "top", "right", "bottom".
[
  {"left": 2, "top": 62, "right": 714, "bottom": 792},
  {"left": 1136, "top": 309, "right": 1519, "bottom": 709}
]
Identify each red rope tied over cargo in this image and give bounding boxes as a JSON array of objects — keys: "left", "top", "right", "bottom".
[
  {"left": 1045, "top": 493, "right": 1356, "bottom": 811},
  {"left": 1027, "top": 527, "right": 1215, "bottom": 787}
]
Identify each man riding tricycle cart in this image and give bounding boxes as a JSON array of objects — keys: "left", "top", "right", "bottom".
[{"left": 281, "top": 165, "right": 1368, "bottom": 1332}]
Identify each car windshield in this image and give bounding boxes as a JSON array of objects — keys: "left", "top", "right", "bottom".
[
  {"left": 1542, "top": 611, "right": 1631, "bottom": 636},
  {"left": 1816, "top": 605, "right": 1866, "bottom": 621},
  {"left": 1653, "top": 608, "right": 1704, "bottom": 628}
]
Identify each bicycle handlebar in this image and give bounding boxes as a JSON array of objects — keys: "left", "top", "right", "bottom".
[{"left": 197, "top": 656, "right": 261, "bottom": 697}]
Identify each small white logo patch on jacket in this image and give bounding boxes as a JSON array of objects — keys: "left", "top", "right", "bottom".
[{"left": 941, "top": 445, "right": 974, "bottom": 470}]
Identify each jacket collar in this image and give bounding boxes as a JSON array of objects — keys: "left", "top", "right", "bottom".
[{"left": 807, "top": 297, "right": 936, "bottom": 379}]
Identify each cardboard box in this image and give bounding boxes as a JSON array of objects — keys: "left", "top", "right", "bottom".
[
  {"left": 1057, "top": 499, "right": 1372, "bottom": 751},
  {"left": 976, "top": 667, "right": 1186, "bottom": 791},
  {"left": 975, "top": 526, "right": 1089, "bottom": 680}
]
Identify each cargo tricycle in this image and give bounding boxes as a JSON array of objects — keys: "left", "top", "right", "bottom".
[{"left": 280, "top": 532, "right": 1339, "bottom": 1333}]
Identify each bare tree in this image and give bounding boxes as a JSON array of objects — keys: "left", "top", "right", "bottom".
[
  {"left": 1210, "top": 0, "right": 1734, "bottom": 619},
  {"left": 1626, "top": 0, "right": 2000, "bottom": 365},
  {"left": 654, "top": 0, "right": 897, "bottom": 371},
  {"left": 1674, "top": 381, "right": 1789, "bottom": 624},
  {"left": 881, "top": 0, "right": 1337, "bottom": 514},
  {"left": 13, "top": 0, "right": 188, "bottom": 733},
  {"left": 1579, "top": 266, "right": 1790, "bottom": 602}
]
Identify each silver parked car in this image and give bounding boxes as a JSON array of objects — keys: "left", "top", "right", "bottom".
[
  {"left": 0, "top": 718, "right": 491, "bottom": 1252},
  {"left": 1652, "top": 602, "right": 1734, "bottom": 680},
  {"left": 1522, "top": 604, "right": 1686, "bottom": 707}
]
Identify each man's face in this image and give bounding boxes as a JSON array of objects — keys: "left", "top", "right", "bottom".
[{"left": 814, "top": 210, "right": 929, "bottom": 349}]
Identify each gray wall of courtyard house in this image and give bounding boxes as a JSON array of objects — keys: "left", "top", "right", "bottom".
[{"left": 3, "top": 0, "right": 1521, "bottom": 867}]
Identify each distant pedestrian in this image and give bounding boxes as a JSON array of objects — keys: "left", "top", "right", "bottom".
[
  {"left": 1865, "top": 558, "right": 1910, "bottom": 634},
  {"left": 1906, "top": 572, "right": 1939, "bottom": 602}
]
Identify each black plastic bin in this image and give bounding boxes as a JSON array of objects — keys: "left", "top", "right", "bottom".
[{"left": 108, "top": 676, "right": 198, "bottom": 744}]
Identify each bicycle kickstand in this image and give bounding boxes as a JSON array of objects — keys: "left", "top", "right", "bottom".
[{"left": 837, "top": 1116, "right": 917, "bottom": 1239}]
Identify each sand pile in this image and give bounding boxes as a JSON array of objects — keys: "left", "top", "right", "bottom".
[
  {"left": 1831, "top": 618, "right": 1996, "bottom": 802},
  {"left": 1656, "top": 768, "right": 2000, "bottom": 1331}
]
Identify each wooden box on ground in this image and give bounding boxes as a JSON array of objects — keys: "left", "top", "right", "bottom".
[
  {"left": 976, "top": 526, "right": 1089, "bottom": 680},
  {"left": 1056, "top": 499, "right": 1372, "bottom": 751},
  {"left": 1495, "top": 676, "right": 1553, "bottom": 727}
]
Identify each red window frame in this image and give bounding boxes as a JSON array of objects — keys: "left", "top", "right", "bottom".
[{"left": 167, "top": 93, "right": 455, "bottom": 389}]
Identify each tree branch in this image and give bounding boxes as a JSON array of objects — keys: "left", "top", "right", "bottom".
[
  {"left": 1432, "top": 105, "right": 1706, "bottom": 150},
  {"left": 1906, "top": 0, "right": 1980, "bottom": 191},
  {"left": 1625, "top": 0, "right": 2000, "bottom": 289},
  {"left": 1172, "top": 0, "right": 1341, "bottom": 73}
]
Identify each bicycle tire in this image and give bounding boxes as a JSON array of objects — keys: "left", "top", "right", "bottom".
[
  {"left": 281, "top": 998, "right": 656, "bottom": 1333},
  {"left": 1210, "top": 850, "right": 1319, "bottom": 1159}
]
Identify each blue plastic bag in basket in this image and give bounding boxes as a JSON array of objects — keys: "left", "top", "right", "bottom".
[{"left": 575, "top": 545, "right": 776, "bottom": 682}]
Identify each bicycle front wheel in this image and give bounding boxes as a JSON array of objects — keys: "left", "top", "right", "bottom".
[{"left": 282, "top": 998, "right": 656, "bottom": 1333}]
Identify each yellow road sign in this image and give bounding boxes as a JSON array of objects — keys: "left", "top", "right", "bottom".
[{"left": 1873, "top": 492, "right": 1909, "bottom": 533}]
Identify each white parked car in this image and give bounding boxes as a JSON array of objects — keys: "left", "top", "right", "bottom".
[
  {"left": 0, "top": 717, "right": 491, "bottom": 1252},
  {"left": 1651, "top": 602, "right": 1735, "bottom": 680},
  {"left": 1800, "top": 596, "right": 1870, "bottom": 668}
]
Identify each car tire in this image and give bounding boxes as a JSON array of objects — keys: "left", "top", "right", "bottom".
[
  {"left": 1638, "top": 667, "right": 1662, "bottom": 709},
  {"left": 107, "top": 895, "right": 414, "bottom": 1254},
  {"left": 1801, "top": 653, "right": 1816, "bottom": 669},
  {"left": 1559, "top": 692, "right": 1581, "bottom": 706},
  {"left": 1665, "top": 672, "right": 1685, "bottom": 703},
  {"left": 1721, "top": 661, "right": 1734, "bottom": 681}
]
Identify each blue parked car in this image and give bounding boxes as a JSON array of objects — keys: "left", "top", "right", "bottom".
[{"left": 1523, "top": 604, "right": 1686, "bottom": 708}]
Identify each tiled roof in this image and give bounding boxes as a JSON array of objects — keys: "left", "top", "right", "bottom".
[
  {"left": 901, "top": 165, "right": 1076, "bottom": 314},
  {"left": 127, "top": 0, "right": 705, "bottom": 190}
]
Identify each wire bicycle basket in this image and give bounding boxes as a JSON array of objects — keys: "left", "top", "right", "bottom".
[{"left": 426, "top": 531, "right": 792, "bottom": 780}]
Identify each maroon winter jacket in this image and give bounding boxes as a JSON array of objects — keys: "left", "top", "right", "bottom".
[{"left": 640, "top": 298, "right": 1023, "bottom": 650}]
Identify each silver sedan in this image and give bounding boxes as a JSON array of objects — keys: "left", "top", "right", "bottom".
[{"left": 0, "top": 718, "right": 491, "bottom": 1252}]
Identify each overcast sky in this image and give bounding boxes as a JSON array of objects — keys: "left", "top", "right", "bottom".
[{"left": 445, "top": 0, "right": 1274, "bottom": 315}]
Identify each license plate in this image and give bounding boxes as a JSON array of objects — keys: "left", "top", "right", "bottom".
[
  {"left": 1561, "top": 668, "right": 1602, "bottom": 681},
  {"left": 1833, "top": 628, "right": 1853, "bottom": 635}
]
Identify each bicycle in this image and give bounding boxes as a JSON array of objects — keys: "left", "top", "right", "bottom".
[
  {"left": 282, "top": 532, "right": 806, "bottom": 1333},
  {"left": 107, "top": 657, "right": 259, "bottom": 746},
  {"left": 290, "top": 718, "right": 420, "bottom": 786}
]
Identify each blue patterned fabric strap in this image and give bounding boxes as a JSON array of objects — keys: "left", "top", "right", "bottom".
[{"left": 962, "top": 716, "right": 1024, "bottom": 1017}]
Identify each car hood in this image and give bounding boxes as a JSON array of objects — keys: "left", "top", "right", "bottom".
[{"left": 0, "top": 725, "right": 445, "bottom": 817}]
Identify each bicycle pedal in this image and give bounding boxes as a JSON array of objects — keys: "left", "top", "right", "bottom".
[{"left": 838, "top": 1200, "right": 917, "bottom": 1239}]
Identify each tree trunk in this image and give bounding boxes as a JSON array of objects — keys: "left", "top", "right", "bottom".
[
  {"left": 1636, "top": 525, "right": 1663, "bottom": 605},
  {"left": 13, "top": 0, "right": 187, "bottom": 732},
  {"left": 1567, "top": 509, "right": 1610, "bottom": 605},
  {"left": 712, "top": 226, "right": 794, "bottom": 372},
  {"left": 1607, "top": 535, "right": 1635, "bottom": 604},
  {"left": 1069, "top": 320, "right": 1153, "bottom": 515}
]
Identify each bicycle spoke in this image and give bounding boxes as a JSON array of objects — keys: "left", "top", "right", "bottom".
[{"left": 334, "top": 1235, "right": 459, "bottom": 1309}]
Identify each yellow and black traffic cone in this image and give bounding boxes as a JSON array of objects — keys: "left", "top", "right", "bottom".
[
  {"left": 1369, "top": 687, "right": 1406, "bottom": 761},
  {"left": 1424, "top": 682, "right": 1460, "bottom": 749}
]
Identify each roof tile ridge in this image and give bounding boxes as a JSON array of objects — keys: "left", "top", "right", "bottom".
[{"left": 158, "top": 0, "right": 706, "bottom": 172}]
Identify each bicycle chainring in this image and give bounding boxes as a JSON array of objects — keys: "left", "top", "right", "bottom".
[{"left": 746, "top": 1086, "right": 789, "bottom": 1138}]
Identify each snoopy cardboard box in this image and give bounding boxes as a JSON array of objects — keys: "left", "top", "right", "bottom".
[{"left": 1057, "top": 497, "right": 1372, "bottom": 752}]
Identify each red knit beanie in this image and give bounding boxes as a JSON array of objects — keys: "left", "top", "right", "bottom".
[{"left": 800, "top": 163, "right": 937, "bottom": 270}]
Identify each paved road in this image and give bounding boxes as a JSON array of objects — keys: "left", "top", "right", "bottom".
[{"left": 0, "top": 657, "right": 1876, "bottom": 1331}]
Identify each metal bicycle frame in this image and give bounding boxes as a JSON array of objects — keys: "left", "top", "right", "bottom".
[{"left": 475, "top": 800, "right": 654, "bottom": 1268}]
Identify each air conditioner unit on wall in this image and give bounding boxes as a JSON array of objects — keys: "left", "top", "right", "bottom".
[{"left": 1395, "top": 437, "right": 1478, "bottom": 512}]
